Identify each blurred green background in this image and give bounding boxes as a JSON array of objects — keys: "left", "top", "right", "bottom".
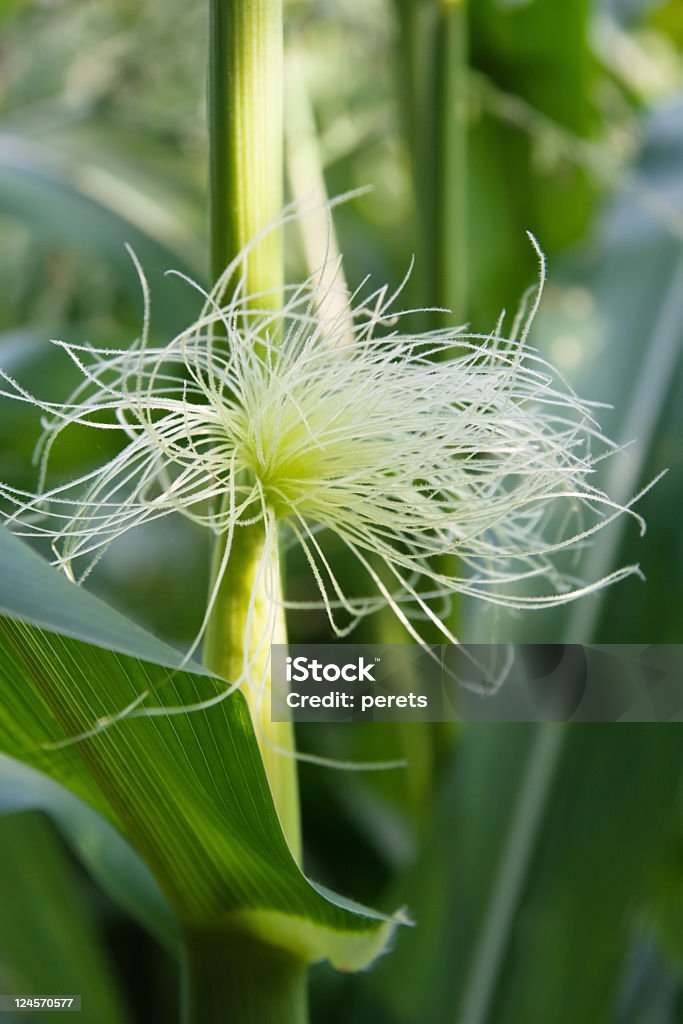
[{"left": 1, "top": 0, "right": 682, "bottom": 1021}]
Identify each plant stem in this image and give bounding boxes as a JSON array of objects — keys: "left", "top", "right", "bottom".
[
  {"left": 201, "top": 6, "right": 305, "bottom": 1016},
  {"left": 203, "top": 522, "right": 301, "bottom": 861},
  {"left": 206, "top": 1, "right": 300, "bottom": 857},
  {"left": 208, "top": 0, "right": 284, "bottom": 300},
  {"left": 435, "top": 0, "right": 468, "bottom": 329},
  {"left": 393, "top": 0, "right": 468, "bottom": 642},
  {"left": 393, "top": 0, "right": 468, "bottom": 326},
  {"left": 181, "top": 929, "right": 308, "bottom": 1024}
]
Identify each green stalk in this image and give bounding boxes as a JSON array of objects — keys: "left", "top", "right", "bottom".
[
  {"left": 436, "top": 0, "right": 468, "bottom": 640},
  {"left": 435, "top": 0, "right": 468, "bottom": 329},
  {"left": 392, "top": 0, "right": 468, "bottom": 645},
  {"left": 205, "top": 0, "right": 300, "bottom": 855},
  {"left": 203, "top": 523, "right": 301, "bottom": 860},
  {"left": 208, "top": 0, "right": 284, "bottom": 299},
  {"left": 182, "top": 930, "right": 307, "bottom": 1024},
  {"left": 192, "top": 4, "right": 306, "bottom": 1021},
  {"left": 393, "top": 0, "right": 468, "bottom": 326}
]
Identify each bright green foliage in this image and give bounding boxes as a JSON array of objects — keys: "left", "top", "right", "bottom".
[{"left": 0, "top": 527, "right": 399, "bottom": 970}]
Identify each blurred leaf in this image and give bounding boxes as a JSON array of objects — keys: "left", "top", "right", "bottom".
[
  {"left": 362, "top": 724, "right": 683, "bottom": 1024},
  {"left": 564, "top": 248, "right": 683, "bottom": 644},
  {"left": 610, "top": 935, "right": 683, "bottom": 1024},
  {"left": 562, "top": 101, "right": 683, "bottom": 643},
  {"left": 462, "top": 98, "right": 683, "bottom": 647},
  {"left": 470, "top": 0, "right": 594, "bottom": 131},
  {"left": 0, "top": 811, "right": 130, "bottom": 1024},
  {"left": 0, "top": 0, "right": 25, "bottom": 24},
  {"left": 392, "top": 0, "right": 600, "bottom": 324},
  {"left": 0, "top": 135, "right": 203, "bottom": 332},
  {"left": 0, "top": 754, "right": 178, "bottom": 950},
  {"left": 0, "top": 527, "right": 400, "bottom": 970},
  {"left": 649, "top": 805, "right": 683, "bottom": 969},
  {"left": 466, "top": 0, "right": 599, "bottom": 323}
]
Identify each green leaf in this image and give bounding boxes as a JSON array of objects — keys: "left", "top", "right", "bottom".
[
  {"left": 0, "top": 134, "right": 204, "bottom": 274},
  {"left": 467, "top": 0, "right": 598, "bottom": 323},
  {"left": 0, "top": 527, "right": 400, "bottom": 971},
  {"left": 0, "top": 135, "right": 204, "bottom": 337},
  {"left": 470, "top": 0, "right": 594, "bottom": 132},
  {"left": 0, "top": 525, "right": 209, "bottom": 670},
  {"left": 0, "top": 811, "right": 130, "bottom": 1024},
  {"left": 362, "top": 724, "right": 683, "bottom": 1024},
  {"left": 0, "top": 754, "right": 178, "bottom": 950},
  {"left": 463, "top": 106, "right": 683, "bottom": 647}
]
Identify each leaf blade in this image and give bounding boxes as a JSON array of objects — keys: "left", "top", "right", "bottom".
[{"left": 0, "top": 528, "right": 399, "bottom": 970}]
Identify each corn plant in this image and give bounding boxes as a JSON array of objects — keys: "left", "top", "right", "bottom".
[{"left": 1, "top": 2, "right": 682, "bottom": 1023}]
